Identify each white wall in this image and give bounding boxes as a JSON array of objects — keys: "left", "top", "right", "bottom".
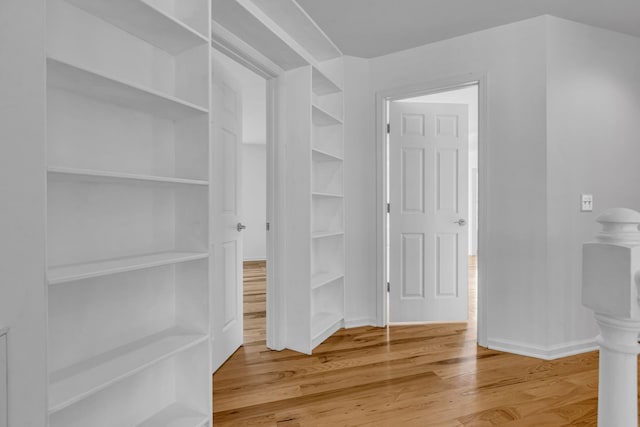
[
  {"left": 545, "top": 17, "right": 640, "bottom": 350},
  {"left": 351, "top": 15, "right": 640, "bottom": 359},
  {"left": 242, "top": 144, "right": 267, "bottom": 260},
  {"left": 368, "top": 17, "right": 552, "bottom": 353},
  {"left": 0, "top": 1, "right": 48, "bottom": 425}
]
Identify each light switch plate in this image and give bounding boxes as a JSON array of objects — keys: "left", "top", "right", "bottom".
[{"left": 581, "top": 194, "right": 593, "bottom": 212}]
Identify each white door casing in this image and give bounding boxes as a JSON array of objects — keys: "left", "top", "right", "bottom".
[
  {"left": 389, "top": 102, "right": 469, "bottom": 322},
  {"left": 211, "top": 52, "right": 244, "bottom": 372}
]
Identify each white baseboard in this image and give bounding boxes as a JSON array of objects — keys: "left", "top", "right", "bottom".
[
  {"left": 487, "top": 337, "right": 598, "bottom": 360},
  {"left": 344, "top": 317, "right": 378, "bottom": 329},
  {"left": 243, "top": 257, "right": 266, "bottom": 262}
]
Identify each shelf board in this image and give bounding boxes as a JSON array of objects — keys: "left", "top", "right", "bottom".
[
  {"left": 136, "top": 403, "right": 209, "bottom": 427},
  {"left": 211, "top": 0, "right": 307, "bottom": 71},
  {"left": 49, "top": 328, "right": 208, "bottom": 414},
  {"left": 312, "top": 192, "right": 344, "bottom": 198},
  {"left": 311, "top": 312, "right": 343, "bottom": 346},
  {"left": 311, "top": 231, "right": 344, "bottom": 239},
  {"left": 47, "top": 57, "right": 208, "bottom": 120},
  {"left": 48, "top": 251, "right": 209, "bottom": 285},
  {"left": 312, "top": 104, "right": 343, "bottom": 127},
  {"left": 250, "top": 0, "right": 342, "bottom": 63},
  {"left": 312, "top": 67, "right": 342, "bottom": 95},
  {"left": 64, "top": 0, "right": 208, "bottom": 55},
  {"left": 312, "top": 148, "right": 343, "bottom": 162},
  {"left": 48, "top": 167, "right": 208, "bottom": 186},
  {"left": 311, "top": 272, "right": 344, "bottom": 290}
]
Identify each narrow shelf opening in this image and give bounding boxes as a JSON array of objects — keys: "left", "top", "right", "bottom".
[
  {"left": 312, "top": 148, "right": 343, "bottom": 162},
  {"left": 311, "top": 272, "right": 344, "bottom": 290},
  {"left": 48, "top": 167, "right": 208, "bottom": 186},
  {"left": 312, "top": 67, "right": 342, "bottom": 96}
]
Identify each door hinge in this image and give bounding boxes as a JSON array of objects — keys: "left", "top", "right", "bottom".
[
  {"left": 386, "top": 123, "right": 390, "bottom": 134},
  {"left": 387, "top": 282, "right": 390, "bottom": 292},
  {"left": 266, "top": 222, "right": 270, "bottom": 231},
  {"left": 387, "top": 203, "right": 390, "bottom": 213}
]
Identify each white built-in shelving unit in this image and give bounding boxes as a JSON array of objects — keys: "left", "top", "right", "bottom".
[
  {"left": 45, "top": 0, "right": 212, "bottom": 425},
  {"left": 283, "top": 64, "right": 344, "bottom": 354}
]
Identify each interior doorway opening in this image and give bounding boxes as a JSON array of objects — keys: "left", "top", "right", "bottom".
[
  {"left": 384, "top": 82, "right": 480, "bottom": 332},
  {"left": 210, "top": 47, "right": 269, "bottom": 369}
]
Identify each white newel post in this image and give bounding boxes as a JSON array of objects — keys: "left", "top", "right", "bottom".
[{"left": 583, "top": 208, "right": 640, "bottom": 427}]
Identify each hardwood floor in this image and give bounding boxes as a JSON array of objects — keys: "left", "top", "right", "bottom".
[
  {"left": 213, "top": 258, "right": 607, "bottom": 426},
  {"left": 242, "top": 260, "right": 268, "bottom": 346}
]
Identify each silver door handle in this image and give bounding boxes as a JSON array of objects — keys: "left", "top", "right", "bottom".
[
  {"left": 237, "top": 222, "right": 246, "bottom": 232},
  {"left": 454, "top": 219, "right": 467, "bottom": 226}
]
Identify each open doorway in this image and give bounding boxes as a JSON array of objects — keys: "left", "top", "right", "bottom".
[
  {"left": 383, "top": 82, "right": 480, "bottom": 333},
  {"left": 210, "top": 48, "right": 269, "bottom": 370}
]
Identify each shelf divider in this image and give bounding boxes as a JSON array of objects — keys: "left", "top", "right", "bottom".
[
  {"left": 312, "top": 148, "right": 343, "bottom": 162},
  {"left": 64, "top": 0, "right": 208, "bottom": 54},
  {"left": 311, "top": 272, "right": 344, "bottom": 290},
  {"left": 48, "top": 251, "right": 209, "bottom": 285},
  {"left": 48, "top": 167, "right": 208, "bottom": 187},
  {"left": 48, "top": 328, "right": 207, "bottom": 414},
  {"left": 135, "top": 402, "right": 208, "bottom": 427},
  {"left": 311, "top": 231, "right": 344, "bottom": 240},
  {"left": 312, "top": 104, "right": 343, "bottom": 126},
  {"left": 47, "top": 57, "right": 209, "bottom": 120},
  {"left": 312, "top": 192, "right": 344, "bottom": 198}
]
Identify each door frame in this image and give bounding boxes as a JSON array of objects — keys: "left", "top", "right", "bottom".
[
  {"left": 375, "top": 73, "right": 489, "bottom": 346},
  {"left": 211, "top": 21, "right": 286, "bottom": 350}
]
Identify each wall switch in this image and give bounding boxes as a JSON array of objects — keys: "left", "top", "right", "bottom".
[{"left": 581, "top": 194, "right": 593, "bottom": 212}]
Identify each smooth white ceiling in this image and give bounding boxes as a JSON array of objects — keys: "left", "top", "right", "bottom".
[{"left": 295, "top": 0, "right": 640, "bottom": 58}]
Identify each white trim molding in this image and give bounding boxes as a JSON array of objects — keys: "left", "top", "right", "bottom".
[
  {"left": 487, "top": 337, "right": 599, "bottom": 360},
  {"left": 211, "top": 21, "right": 286, "bottom": 351},
  {"left": 374, "top": 72, "right": 489, "bottom": 347}
]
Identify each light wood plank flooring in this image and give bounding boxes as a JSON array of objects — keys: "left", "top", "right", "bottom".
[{"left": 213, "top": 258, "right": 612, "bottom": 426}]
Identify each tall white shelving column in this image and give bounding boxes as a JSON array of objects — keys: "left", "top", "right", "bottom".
[
  {"left": 282, "top": 64, "right": 345, "bottom": 354},
  {"left": 310, "top": 66, "right": 345, "bottom": 351},
  {"left": 45, "top": 0, "right": 212, "bottom": 425}
]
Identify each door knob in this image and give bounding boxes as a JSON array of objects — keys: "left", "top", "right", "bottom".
[
  {"left": 454, "top": 219, "right": 467, "bottom": 226},
  {"left": 237, "top": 222, "right": 247, "bottom": 232}
]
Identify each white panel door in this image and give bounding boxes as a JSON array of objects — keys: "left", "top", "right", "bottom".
[
  {"left": 211, "top": 52, "right": 244, "bottom": 372},
  {"left": 389, "top": 102, "right": 469, "bottom": 322}
]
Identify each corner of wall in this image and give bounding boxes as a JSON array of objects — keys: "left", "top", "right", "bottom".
[{"left": 543, "top": 16, "right": 640, "bottom": 351}]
